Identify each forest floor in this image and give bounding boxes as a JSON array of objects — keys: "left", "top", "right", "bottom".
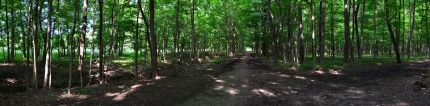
[{"left": 2, "top": 54, "right": 430, "bottom": 105}]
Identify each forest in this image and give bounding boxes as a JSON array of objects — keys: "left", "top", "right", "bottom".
[{"left": 0, "top": 0, "right": 430, "bottom": 105}]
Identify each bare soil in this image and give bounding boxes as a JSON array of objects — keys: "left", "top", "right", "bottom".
[{"left": 1, "top": 54, "right": 430, "bottom": 105}]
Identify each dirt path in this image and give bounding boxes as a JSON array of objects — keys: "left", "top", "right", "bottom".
[
  {"left": 180, "top": 54, "right": 430, "bottom": 106},
  {"left": 4, "top": 54, "right": 430, "bottom": 105}
]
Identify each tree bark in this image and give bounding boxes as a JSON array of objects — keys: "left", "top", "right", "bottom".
[
  {"left": 134, "top": 3, "right": 140, "bottom": 76},
  {"left": 373, "top": 1, "right": 379, "bottom": 59},
  {"left": 173, "top": 0, "right": 180, "bottom": 75},
  {"left": 98, "top": 0, "right": 105, "bottom": 84},
  {"left": 319, "top": 0, "right": 326, "bottom": 71},
  {"left": 298, "top": 2, "right": 304, "bottom": 64},
  {"left": 344, "top": 0, "right": 350, "bottom": 64},
  {"left": 407, "top": 0, "right": 416, "bottom": 59},
  {"left": 358, "top": 0, "right": 365, "bottom": 65},
  {"left": 32, "top": 0, "right": 39, "bottom": 89},
  {"left": 384, "top": 0, "right": 402, "bottom": 63},
  {"left": 11, "top": 5, "right": 15, "bottom": 63},
  {"left": 43, "top": 0, "right": 53, "bottom": 89},
  {"left": 149, "top": 0, "right": 159, "bottom": 79},
  {"left": 311, "top": 0, "right": 317, "bottom": 62},
  {"left": 191, "top": 0, "right": 197, "bottom": 61},
  {"left": 266, "top": 0, "right": 277, "bottom": 64},
  {"left": 6, "top": 1, "right": 9, "bottom": 63},
  {"left": 108, "top": 0, "right": 118, "bottom": 66},
  {"left": 79, "top": 0, "right": 89, "bottom": 87},
  {"left": 331, "top": 0, "right": 335, "bottom": 59}
]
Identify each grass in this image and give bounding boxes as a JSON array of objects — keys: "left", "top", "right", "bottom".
[{"left": 261, "top": 53, "right": 430, "bottom": 72}]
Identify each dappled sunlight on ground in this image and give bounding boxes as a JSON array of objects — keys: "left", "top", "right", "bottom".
[
  {"left": 60, "top": 93, "right": 89, "bottom": 101},
  {"left": 252, "top": 88, "right": 276, "bottom": 97},
  {"left": 104, "top": 84, "right": 143, "bottom": 101},
  {"left": 0, "top": 63, "right": 16, "bottom": 66}
]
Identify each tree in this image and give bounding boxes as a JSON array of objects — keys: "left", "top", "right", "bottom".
[
  {"left": 135, "top": 1, "right": 140, "bottom": 76},
  {"left": 407, "top": 0, "right": 416, "bottom": 59},
  {"left": 384, "top": 0, "right": 402, "bottom": 63},
  {"left": 344, "top": 0, "right": 350, "bottom": 64},
  {"left": 319, "top": 0, "right": 326, "bottom": 70},
  {"left": 173, "top": 0, "right": 180, "bottom": 74},
  {"left": 32, "top": 0, "right": 39, "bottom": 89},
  {"left": 98, "top": 0, "right": 105, "bottom": 84},
  {"left": 373, "top": 1, "right": 379, "bottom": 59},
  {"left": 191, "top": 0, "right": 197, "bottom": 61},
  {"left": 149, "top": 0, "right": 159, "bottom": 79},
  {"left": 43, "top": 0, "right": 53, "bottom": 89},
  {"left": 79, "top": 0, "right": 89, "bottom": 86},
  {"left": 358, "top": 0, "right": 366, "bottom": 65},
  {"left": 330, "top": 0, "right": 336, "bottom": 59},
  {"left": 298, "top": 1, "right": 305, "bottom": 64}
]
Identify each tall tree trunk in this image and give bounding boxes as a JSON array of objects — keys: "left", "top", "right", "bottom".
[
  {"left": 331, "top": 0, "right": 335, "bottom": 59},
  {"left": 137, "top": 0, "right": 152, "bottom": 60},
  {"left": 358, "top": 0, "right": 365, "bottom": 65},
  {"left": 134, "top": 4, "right": 140, "bottom": 76},
  {"left": 407, "top": 0, "right": 416, "bottom": 59},
  {"left": 43, "top": 0, "right": 53, "bottom": 89},
  {"left": 108, "top": 0, "right": 118, "bottom": 67},
  {"left": 6, "top": 1, "right": 9, "bottom": 63},
  {"left": 319, "top": 0, "right": 326, "bottom": 71},
  {"left": 173, "top": 0, "right": 180, "bottom": 75},
  {"left": 350, "top": 0, "right": 355, "bottom": 61},
  {"left": 11, "top": 6, "right": 15, "bottom": 63},
  {"left": 311, "top": 0, "right": 317, "bottom": 62},
  {"left": 298, "top": 2, "right": 305, "bottom": 64},
  {"left": 71, "top": 0, "right": 79, "bottom": 85},
  {"left": 344, "top": 0, "right": 350, "bottom": 64},
  {"left": 191, "top": 0, "right": 197, "bottom": 61},
  {"left": 266, "top": 0, "right": 277, "bottom": 64},
  {"left": 87, "top": 37, "right": 95, "bottom": 86},
  {"left": 149, "top": 0, "right": 159, "bottom": 79},
  {"left": 26, "top": 0, "right": 32, "bottom": 90},
  {"left": 373, "top": 1, "right": 379, "bottom": 59},
  {"left": 384, "top": 0, "right": 402, "bottom": 63},
  {"left": 32, "top": 0, "right": 39, "bottom": 89},
  {"left": 98, "top": 0, "right": 105, "bottom": 84},
  {"left": 79, "top": 0, "right": 89, "bottom": 87}
]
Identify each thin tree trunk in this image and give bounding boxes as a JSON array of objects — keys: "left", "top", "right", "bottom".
[
  {"left": 43, "top": 0, "right": 53, "bottom": 89},
  {"left": 108, "top": 0, "right": 118, "bottom": 67},
  {"left": 191, "top": 0, "right": 197, "bottom": 61},
  {"left": 266, "top": 0, "right": 277, "bottom": 64},
  {"left": 319, "top": 0, "right": 326, "bottom": 70},
  {"left": 331, "top": 0, "right": 335, "bottom": 59},
  {"left": 407, "top": 0, "right": 416, "bottom": 59},
  {"left": 149, "top": 0, "right": 159, "bottom": 79},
  {"left": 98, "top": 0, "right": 105, "bottom": 84},
  {"left": 358, "top": 0, "right": 365, "bottom": 65},
  {"left": 298, "top": 2, "right": 304, "bottom": 64},
  {"left": 11, "top": 6, "right": 15, "bottom": 62},
  {"left": 311, "top": 0, "right": 317, "bottom": 62},
  {"left": 26, "top": 0, "right": 32, "bottom": 90},
  {"left": 79, "top": 0, "right": 89, "bottom": 87},
  {"left": 87, "top": 33, "right": 95, "bottom": 86},
  {"left": 344, "top": 0, "right": 350, "bottom": 64},
  {"left": 6, "top": 1, "right": 9, "bottom": 63},
  {"left": 385, "top": 0, "right": 402, "bottom": 63},
  {"left": 173, "top": 0, "right": 180, "bottom": 75},
  {"left": 32, "top": 0, "right": 39, "bottom": 89},
  {"left": 134, "top": 4, "right": 140, "bottom": 76},
  {"left": 374, "top": 1, "right": 379, "bottom": 59},
  {"left": 71, "top": 0, "right": 79, "bottom": 85}
]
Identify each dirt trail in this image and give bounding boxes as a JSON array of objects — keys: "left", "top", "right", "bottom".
[
  {"left": 4, "top": 54, "right": 430, "bottom": 105},
  {"left": 180, "top": 54, "right": 430, "bottom": 106}
]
